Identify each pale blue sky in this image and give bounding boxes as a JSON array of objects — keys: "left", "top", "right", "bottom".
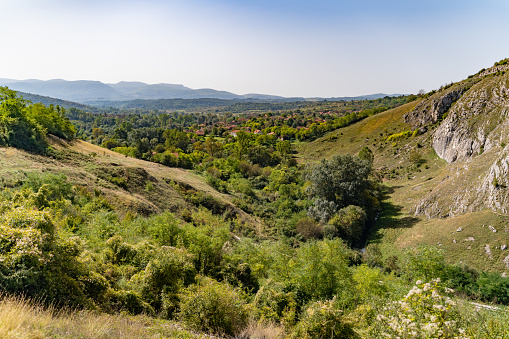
[{"left": 1, "top": 0, "right": 508, "bottom": 97}]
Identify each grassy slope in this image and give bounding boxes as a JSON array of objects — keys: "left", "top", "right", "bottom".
[
  {"left": 296, "top": 101, "right": 509, "bottom": 273},
  {"left": 0, "top": 293, "right": 210, "bottom": 339},
  {"left": 0, "top": 137, "right": 262, "bottom": 234}
]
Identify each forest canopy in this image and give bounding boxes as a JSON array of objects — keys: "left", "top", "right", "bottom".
[{"left": 0, "top": 87, "right": 75, "bottom": 153}]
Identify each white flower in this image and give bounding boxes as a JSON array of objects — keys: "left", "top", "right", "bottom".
[
  {"left": 433, "top": 304, "right": 446, "bottom": 311},
  {"left": 444, "top": 320, "right": 456, "bottom": 327},
  {"left": 445, "top": 298, "right": 456, "bottom": 306}
]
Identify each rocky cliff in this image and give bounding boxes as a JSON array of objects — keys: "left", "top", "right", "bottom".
[{"left": 405, "top": 60, "right": 509, "bottom": 216}]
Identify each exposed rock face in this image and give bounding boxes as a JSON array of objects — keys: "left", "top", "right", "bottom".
[
  {"left": 404, "top": 87, "right": 467, "bottom": 128},
  {"left": 432, "top": 77, "right": 509, "bottom": 163},
  {"left": 475, "top": 149, "right": 509, "bottom": 213},
  {"left": 408, "top": 65, "right": 509, "bottom": 217}
]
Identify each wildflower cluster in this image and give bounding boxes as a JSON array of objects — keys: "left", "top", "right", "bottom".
[{"left": 374, "top": 279, "right": 467, "bottom": 338}]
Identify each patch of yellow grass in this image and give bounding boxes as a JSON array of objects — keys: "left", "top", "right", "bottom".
[
  {"left": 358, "top": 101, "right": 416, "bottom": 136},
  {"left": 239, "top": 319, "right": 285, "bottom": 339},
  {"left": 0, "top": 293, "right": 204, "bottom": 339}
]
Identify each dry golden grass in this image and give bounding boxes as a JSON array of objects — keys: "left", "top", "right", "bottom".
[
  {"left": 295, "top": 101, "right": 416, "bottom": 165},
  {"left": 0, "top": 293, "right": 206, "bottom": 339},
  {"left": 0, "top": 137, "right": 262, "bottom": 231},
  {"left": 239, "top": 319, "right": 285, "bottom": 339}
]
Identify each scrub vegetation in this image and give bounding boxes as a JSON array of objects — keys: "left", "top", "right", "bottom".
[{"left": 2, "top": 59, "right": 509, "bottom": 338}]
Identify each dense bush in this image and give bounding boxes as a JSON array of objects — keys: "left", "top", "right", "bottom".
[
  {"left": 137, "top": 247, "right": 196, "bottom": 315},
  {"left": 328, "top": 205, "right": 367, "bottom": 246},
  {"left": 372, "top": 279, "right": 464, "bottom": 338},
  {"left": 0, "top": 87, "right": 47, "bottom": 153},
  {"left": 307, "top": 154, "right": 372, "bottom": 222},
  {"left": 0, "top": 207, "right": 92, "bottom": 307},
  {"left": 0, "top": 87, "right": 75, "bottom": 153},
  {"left": 179, "top": 278, "right": 248, "bottom": 336},
  {"left": 291, "top": 297, "right": 357, "bottom": 339}
]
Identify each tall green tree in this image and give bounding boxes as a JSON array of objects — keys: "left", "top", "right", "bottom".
[
  {"left": 0, "top": 87, "right": 47, "bottom": 152},
  {"left": 307, "top": 154, "right": 371, "bottom": 222}
]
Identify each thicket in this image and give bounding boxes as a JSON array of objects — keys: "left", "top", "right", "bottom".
[
  {"left": 3, "top": 89, "right": 509, "bottom": 336},
  {"left": 0, "top": 87, "right": 75, "bottom": 153},
  {"left": 2, "top": 161, "right": 509, "bottom": 337},
  {"left": 66, "top": 95, "right": 407, "bottom": 173}
]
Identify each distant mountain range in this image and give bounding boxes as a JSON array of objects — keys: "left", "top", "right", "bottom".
[{"left": 0, "top": 78, "right": 402, "bottom": 105}]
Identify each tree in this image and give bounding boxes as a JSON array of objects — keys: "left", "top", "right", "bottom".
[
  {"left": 358, "top": 146, "right": 374, "bottom": 165},
  {"left": 0, "top": 87, "right": 47, "bottom": 153},
  {"left": 307, "top": 154, "right": 371, "bottom": 222},
  {"left": 329, "top": 205, "right": 367, "bottom": 246},
  {"left": 163, "top": 129, "right": 189, "bottom": 151}
]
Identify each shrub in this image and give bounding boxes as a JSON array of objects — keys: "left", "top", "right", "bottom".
[
  {"left": 0, "top": 207, "right": 91, "bottom": 307},
  {"left": 179, "top": 278, "right": 248, "bottom": 336},
  {"left": 328, "top": 205, "right": 367, "bottom": 246},
  {"left": 291, "top": 239, "right": 353, "bottom": 301},
  {"left": 105, "top": 235, "right": 138, "bottom": 265},
  {"left": 372, "top": 279, "right": 465, "bottom": 338},
  {"left": 291, "top": 297, "right": 357, "bottom": 339},
  {"left": 105, "top": 289, "right": 154, "bottom": 315},
  {"left": 476, "top": 272, "right": 509, "bottom": 304},
  {"left": 295, "top": 217, "right": 322, "bottom": 239},
  {"left": 306, "top": 154, "right": 372, "bottom": 222},
  {"left": 352, "top": 265, "right": 391, "bottom": 301},
  {"left": 140, "top": 247, "right": 196, "bottom": 314},
  {"left": 386, "top": 131, "right": 412, "bottom": 142},
  {"left": 403, "top": 245, "right": 447, "bottom": 282},
  {"left": 253, "top": 279, "right": 300, "bottom": 326},
  {"left": 0, "top": 87, "right": 47, "bottom": 153}
]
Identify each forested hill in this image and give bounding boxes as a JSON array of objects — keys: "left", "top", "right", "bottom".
[
  {"left": 17, "top": 91, "right": 102, "bottom": 113},
  {"left": 0, "top": 86, "right": 76, "bottom": 153}
]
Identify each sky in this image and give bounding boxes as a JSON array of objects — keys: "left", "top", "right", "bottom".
[{"left": 1, "top": 0, "right": 509, "bottom": 98}]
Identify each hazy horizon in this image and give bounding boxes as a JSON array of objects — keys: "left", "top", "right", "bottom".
[{"left": 2, "top": 0, "right": 509, "bottom": 98}]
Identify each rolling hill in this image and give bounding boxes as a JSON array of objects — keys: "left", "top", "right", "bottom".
[
  {"left": 3, "top": 60, "right": 509, "bottom": 338},
  {"left": 297, "top": 59, "right": 509, "bottom": 271},
  {"left": 0, "top": 77, "right": 398, "bottom": 105}
]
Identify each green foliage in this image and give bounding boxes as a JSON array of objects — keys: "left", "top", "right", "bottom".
[
  {"left": 403, "top": 245, "right": 447, "bottom": 282},
  {"left": 253, "top": 279, "right": 300, "bottom": 325},
  {"left": 0, "top": 87, "right": 76, "bottom": 153},
  {"left": 494, "top": 58, "right": 509, "bottom": 67},
  {"left": 0, "top": 87, "right": 47, "bottom": 153},
  {"left": 295, "top": 217, "right": 322, "bottom": 239},
  {"left": 104, "top": 289, "right": 154, "bottom": 315},
  {"left": 179, "top": 278, "right": 248, "bottom": 336},
  {"left": 290, "top": 239, "right": 353, "bottom": 301},
  {"left": 105, "top": 235, "right": 138, "bottom": 265},
  {"left": 476, "top": 272, "right": 509, "bottom": 304},
  {"left": 329, "top": 205, "right": 367, "bottom": 246},
  {"left": 409, "top": 149, "right": 426, "bottom": 167},
  {"left": 307, "top": 154, "right": 372, "bottom": 222},
  {"left": 291, "top": 297, "right": 357, "bottom": 339},
  {"left": 372, "top": 279, "right": 464, "bottom": 338},
  {"left": 0, "top": 206, "right": 91, "bottom": 307},
  {"left": 24, "top": 103, "right": 76, "bottom": 140},
  {"left": 352, "top": 265, "right": 394, "bottom": 301},
  {"left": 358, "top": 146, "right": 374, "bottom": 165},
  {"left": 138, "top": 246, "right": 196, "bottom": 315}
]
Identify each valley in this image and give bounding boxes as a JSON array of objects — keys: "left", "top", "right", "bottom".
[{"left": 2, "top": 59, "right": 509, "bottom": 338}]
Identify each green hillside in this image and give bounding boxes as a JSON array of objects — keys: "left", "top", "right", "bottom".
[{"left": 3, "top": 60, "right": 509, "bottom": 338}]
